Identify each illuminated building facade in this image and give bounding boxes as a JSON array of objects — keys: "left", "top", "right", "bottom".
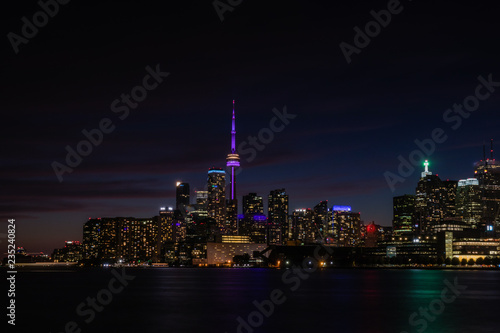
[
  {"left": 329, "top": 205, "right": 351, "bottom": 240},
  {"left": 313, "top": 201, "right": 329, "bottom": 241},
  {"left": 442, "top": 180, "right": 458, "bottom": 218},
  {"left": 474, "top": 140, "right": 500, "bottom": 236},
  {"left": 452, "top": 239, "right": 500, "bottom": 260},
  {"left": 239, "top": 193, "right": 267, "bottom": 242},
  {"left": 118, "top": 218, "right": 157, "bottom": 263},
  {"left": 332, "top": 207, "right": 362, "bottom": 247},
  {"left": 83, "top": 218, "right": 118, "bottom": 260},
  {"left": 268, "top": 189, "right": 289, "bottom": 242},
  {"left": 206, "top": 242, "right": 267, "bottom": 265},
  {"left": 291, "top": 208, "right": 315, "bottom": 244},
  {"left": 52, "top": 241, "right": 83, "bottom": 262},
  {"left": 175, "top": 182, "right": 190, "bottom": 211},
  {"left": 455, "top": 178, "right": 482, "bottom": 230},
  {"left": 207, "top": 168, "right": 226, "bottom": 232},
  {"left": 393, "top": 194, "right": 416, "bottom": 235},
  {"left": 83, "top": 216, "right": 161, "bottom": 263},
  {"left": 195, "top": 190, "right": 208, "bottom": 210},
  {"left": 415, "top": 160, "right": 452, "bottom": 235},
  {"left": 243, "top": 193, "right": 264, "bottom": 215}
]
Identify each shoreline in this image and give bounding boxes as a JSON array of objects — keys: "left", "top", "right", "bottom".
[{"left": 2, "top": 264, "right": 499, "bottom": 271}]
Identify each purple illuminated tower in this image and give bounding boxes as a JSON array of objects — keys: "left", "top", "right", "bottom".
[
  {"left": 226, "top": 100, "right": 240, "bottom": 234},
  {"left": 226, "top": 100, "right": 240, "bottom": 200}
]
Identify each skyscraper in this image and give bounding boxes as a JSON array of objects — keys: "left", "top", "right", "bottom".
[
  {"left": 118, "top": 217, "right": 157, "bottom": 263},
  {"left": 332, "top": 207, "right": 362, "bottom": 247},
  {"left": 268, "top": 189, "right": 289, "bottom": 242},
  {"left": 207, "top": 168, "right": 226, "bottom": 232},
  {"left": 226, "top": 100, "right": 240, "bottom": 235},
  {"left": 313, "top": 201, "right": 329, "bottom": 240},
  {"left": 83, "top": 217, "right": 158, "bottom": 263},
  {"left": 240, "top": 193, "right": 266, "bottom": 242},
  {"left": 292, "top": 208, "right": 314, "bottom": 243},
  {"left": 195, "top": 190, "right": 208, "bottom": 210},
  {"left": 157, "top": 207, "right": 175, "bottom": 262},
  {"left": 242, "top": 193, "right": 264, "bottom": 215},
  {"left": 176, "top": 182, "right": 190, "bottom": 211},
  {"left": 415, "top": 160, "right": 446, "bottom": 235},
  {"left": 474, "top": 140, "right": 500, "bottom": 236},
  {"left": 83, "top": 218, "right": 118, "bottom": 260},
  {"left": 393, "top": 194, "right": 416, "bottom": 235},
  {"left": 442, "top": 179, "right": 458, "bottom": 218},
  {"left": 455, "top": 178, "right": 482, "bottom": 230}
]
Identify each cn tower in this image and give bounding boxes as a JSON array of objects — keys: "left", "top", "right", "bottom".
[{"left": 226, "top": 100, "right": 240, "bottom": 200}]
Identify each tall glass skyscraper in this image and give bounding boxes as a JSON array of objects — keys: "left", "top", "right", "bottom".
[
  {"left": 268, "top": 189, "right": 289, "bottom": 242},
  {"left": 207, "top": 168, "right": 226, "bottom": 232},
  {"left": 415, "top": 160, "right": 454, "bottom": 235},
  {"left": 474, "top": 140, "right": 500, "bottom": 236},
  {"left": 175, "top": 182, "right": 190, "bottom": 211},
  {"left": 456, "top": 178, "right": 483, "bottom": 230},
  {"left": 393, "top": 194, "right": 415, "bottom": 235}
]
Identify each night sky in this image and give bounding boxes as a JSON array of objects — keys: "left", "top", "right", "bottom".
[{"left": 2, "top": 0, "right": 500, "bottom": 254}]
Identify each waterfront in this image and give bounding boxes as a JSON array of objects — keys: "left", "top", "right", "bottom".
[{"left": 10, "top": 268, "right": 500, "bottom": 332}]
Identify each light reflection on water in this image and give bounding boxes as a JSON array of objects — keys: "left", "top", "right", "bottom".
[{"left": 11, "top": 268, "right": 500, "bottom": 332}]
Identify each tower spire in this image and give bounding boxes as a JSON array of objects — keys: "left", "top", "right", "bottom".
[
  {"left": 231, "top": 100, "right": 236, "bottom": 153},
  {"left": 421, "top": 160, "right": 432, "bottom": 178}
]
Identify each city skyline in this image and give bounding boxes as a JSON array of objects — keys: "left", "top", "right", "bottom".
[
  {"left": 5, "top": 2, "right": 500, "bottom": 333},
  {"left": 4, "top": 97, "right": 499, "bottom": 254},
  {"left": 11, "top": 132, "right": 498, "bottom": 255},
  {"left": 3, "top": 1, "right": 500, "bottom": 254}
]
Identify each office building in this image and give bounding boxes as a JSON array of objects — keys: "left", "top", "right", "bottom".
[
  {"left": 393, "top": 194, "right": 416, "bottom": 235},
  {"left": 474, "top": 140, "right": 500, "bottom": 236},
  {"left": 52, "top": 241, "right": 83, "bottom": 262},
  {"left": 243, "top": 193, "right": 264, "bottom": 215},
  {"left": 175, "top": 182, "right": 190, "bottom": 211},
  {"left": 268, "top": 189, "right": 289, "bottom": 242},
  {"left": 456, "top": 178, "right": 483, "bottom": 230},
  {"left": 207, "top": 168, "right": 226, "bottom": 232},
  {"left": 415, "top": 160, "right": 450, "bottom": 235},
  {"left": 332, "top": 207, "right": 362, "bottom": 247}
]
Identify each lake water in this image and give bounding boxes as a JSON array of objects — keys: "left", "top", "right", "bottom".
[{"left": 9, "top": 268, "right": 500, "bottom": 332}]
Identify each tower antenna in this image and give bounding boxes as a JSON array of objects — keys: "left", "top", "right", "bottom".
[{"left": 231, "top": 100, "right": 236, "bottom": 153}]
